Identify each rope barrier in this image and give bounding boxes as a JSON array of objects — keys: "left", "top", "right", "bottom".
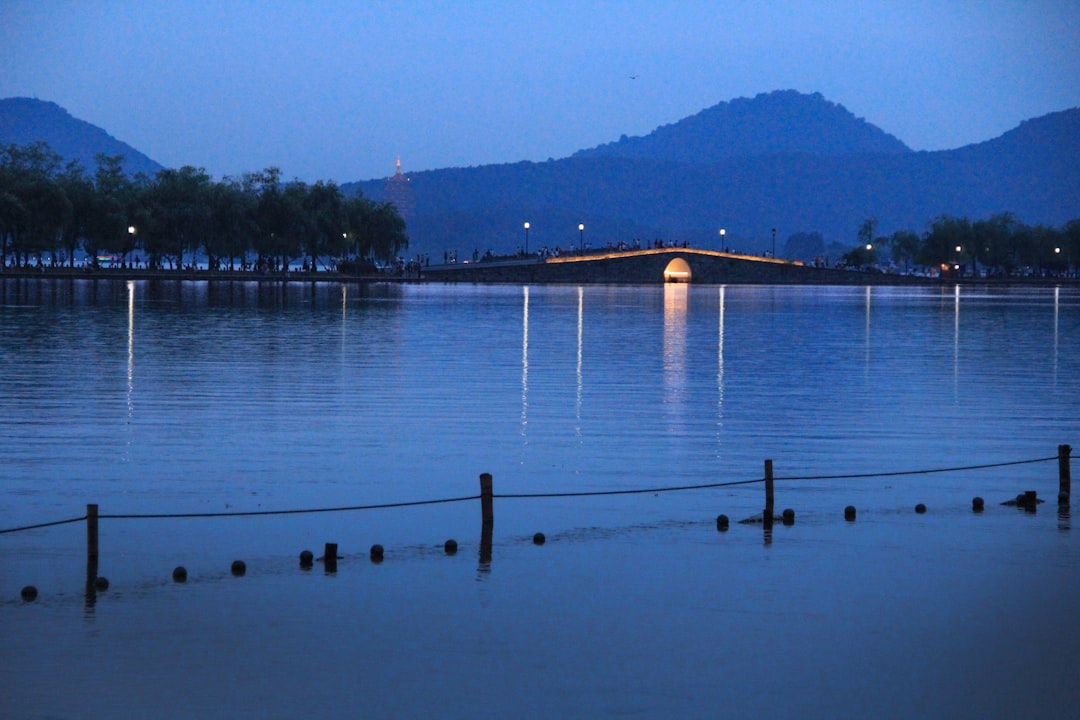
[
  {"left": 775, "top": 455, "right": 1060, "bottom": 482},
  {"left": 0, "top": 515, "right": 87, "bottom": 535},
  {"left": 99, "top": 494, "right": 481, "bottom": 520},
  {"left": 0, "top": 452, "right": 1067, "bottom": 536},
  {"left": 496, "top": 477, "right": 764, "bottom": 499}
]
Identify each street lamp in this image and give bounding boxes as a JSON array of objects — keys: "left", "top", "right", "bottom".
[
  {"left": 771, "top": 228, "right": 776, "bottom": 258},
  {"left": 524, "top": 222, "right": 530, "bottom": 256},
  {"left": 719, "top": 228, "right": 726, "bottom": 250},
  {"left": 579, "top": 223, "right": 584, "bottom": 253}
]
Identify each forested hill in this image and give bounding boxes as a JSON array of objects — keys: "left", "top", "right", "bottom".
[
  {"left": 0, "top": 97, "right": 163, "bottom": 176},
  {"left": 349, "top": 91, "right": 1079, "bottom": 257},
  {"left": 572, "top": 90, "right": 912, "bottom": 163}
]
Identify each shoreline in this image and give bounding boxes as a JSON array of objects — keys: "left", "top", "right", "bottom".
[{"left": 1, "top": 264, "right": 1076, "bottom": 287}]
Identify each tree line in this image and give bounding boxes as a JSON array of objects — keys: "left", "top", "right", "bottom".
[
  {"left": 0, "top": 142, "right": 408, "bottom": 272},
  {"left": 844, "top": 214, "right": 1080, "bottom": 277}
]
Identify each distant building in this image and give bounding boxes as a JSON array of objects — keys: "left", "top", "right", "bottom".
[{"left": 384, "top": 157, "right": 414, "bottom": 220}]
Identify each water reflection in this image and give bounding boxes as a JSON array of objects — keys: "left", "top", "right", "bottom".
[
  {"left": 127, "top": 280, "right": 135, "bottom": 424},
  {"left": 576, "top": 286, "right": 583, "bottom": 433},
  {"left": 954, "top": 285, "right": 961, "bottom": 395},
  {"left": 663, "top": 283, "right": 688, "bottom": 431},
  {"left": 341, "top": 285, "right": 348, "bottom": 360},
  {"left": 717, "top": 286, "right": 725, "bottom": 434},
  {"left": 865, "top": 285, "right": 872, "bottom": 374},
  {"left": 1053, "top": 286, "right": 1059, "bottom": 388},
  {"left": 521, "top": 286, "right": 529, "bottom": 438}
]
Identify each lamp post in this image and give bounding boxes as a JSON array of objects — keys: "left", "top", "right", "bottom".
[
  {"left": 771, "top": 228, "right": 776, "bottom": 258},
  {"left": 719, "top": 228, "right": 726, "bottom": 251},
  {"left": 579, "top": 223, "right": 584, "bottom": 254},
  {"left": 128, "top": 225, "right": 136, "bottom": 268},
  {"left": 524, "top": 222, "right": 530, "bottom": 256}
]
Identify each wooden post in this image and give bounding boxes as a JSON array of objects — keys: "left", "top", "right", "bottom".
[
  {"left": 85, "top": 504, "right": 99, "bottom": 607},
  {"left": 87, "top": 503, "right": 99, "bottom": 561},
  {"left": 480, "top": 473, "right": 494, "bottom": 524},
  {"left": 1060, "top": 444, "right": 1072, "bottom": 501},
  {"left": 479, "top": 473, "right": 493, "bottom": 570},
  {"left": 324, "top": 542, "right": 338, "bottom": 573},
  {"left": 764, "top": 460, "right": 775, "bottom": 520}
]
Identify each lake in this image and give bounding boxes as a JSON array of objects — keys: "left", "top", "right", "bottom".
[{"left": 1, "top": 277, "right": 1077, "bottom": 719}]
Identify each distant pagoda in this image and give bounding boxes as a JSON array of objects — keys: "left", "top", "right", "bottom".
[{"left": 383, "top": 157, "right": 414, "bottom": 220}]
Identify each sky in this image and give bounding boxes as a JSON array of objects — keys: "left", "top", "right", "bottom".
[{"left": 3, "top": 1, "right": 1079, "bottom": 184}]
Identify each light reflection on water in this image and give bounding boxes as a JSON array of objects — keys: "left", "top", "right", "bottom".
[{"left": 1, "top": 278, "right": 1078, "bottom": 719}]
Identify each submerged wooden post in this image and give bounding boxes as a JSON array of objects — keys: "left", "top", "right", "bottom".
[
  {"left": 480, "top": 473, "right": 494, "bottom": 524},
  {"left": 1060, "top": 444, "right": 1072, "bottom": 502},
  {"left": 479, "top": 473, "right": 493, "bottom": 570},
  {"left": 764, "top": 460, "right": 775, "bottom": 520},
  {"left": 324, "top": 542, "right": 338, "bottom": 573},
  {"left": 87, "top": 503, "right": 99, "bottom": 561},
  {"left": 85, "top": 504, "right": 99, "bottom": 607}
]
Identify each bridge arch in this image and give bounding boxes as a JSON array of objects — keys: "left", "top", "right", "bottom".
[{"left": 663, "top": 257, "right": 692, "bottom": 283}]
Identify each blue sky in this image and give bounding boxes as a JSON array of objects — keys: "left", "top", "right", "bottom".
[{"left": 3, "top": 1, "right": 1078, "bottom": 183}]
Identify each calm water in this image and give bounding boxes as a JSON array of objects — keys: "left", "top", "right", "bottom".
[{"left": 1, "top": 278, "right": 1078, "bottom": 719}]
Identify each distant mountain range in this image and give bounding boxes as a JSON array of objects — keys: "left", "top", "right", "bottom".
[
  {"left": 0, "top": 97, "right": 162, "bottom": 176},
  {"left": 3, "top": 91, "right": 1077, "bottom": 256},
  {"left": 350, "top": 90, "right": 1080, "bottom": 256}
]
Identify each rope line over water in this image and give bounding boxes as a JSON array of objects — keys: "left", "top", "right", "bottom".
[
  {"left": 0, "top": 515, "right": 87, "bottom": 535},
  {"left": 775, "top": 455, "right": 1060, "bottom": 482},
  {"left": 497, "top": 477, "right": 764, "bottom": 499},
  {"left": 0, "top": 453, "right": 1066, "bottom": 535},
  {"left": 100, "top": 494, "right": 481, "bottom": 520}
]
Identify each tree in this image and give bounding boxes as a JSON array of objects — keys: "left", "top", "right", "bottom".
[
  {"left": 888, "top": 230, "right": 920, "bottom": 272},
  {"left": 367, "top": 201, "right": 409, "bottom": 263},
  {"left": 209, "top": 177, "right": 258, "bottom": 270},
  {"left": 0, "top": 142, "right": 66, "bottom": 266},
  {"left": 57, "top": 162, "right": 96, "bottom": 267},
  {"left": 142, "top": 166, "right": 211, "bottom": 269},
  {"left": 302, "top": 180, "right": 347, "bottom": 268},
  {"left": 86, "top": 154, "right": 134, "bottom": 267},
  {"left": 20, "top": 175, "right": 71, "bottom": 265},
  {"left": 782, "top": 231, "right": 825, "bottom": 262},
  {"left": 1062, "top": 219, "right": 1080, "bottom": 275},
  {"left": 919, "top": 215, "right": 972, "bottom": 271},
  {"left": 972, "top": 212, "right": 1019, "bottom": 276}
]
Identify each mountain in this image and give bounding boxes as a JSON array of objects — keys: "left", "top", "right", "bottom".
[
  {"left": 348, "top": 91, "right": 1079, "bottom": 258},
  {"left": 573, "top": 90, "right": 912, "bottom": 163},
  {"left": 0, "top": 97, "right": 163, "bottom": 176}
]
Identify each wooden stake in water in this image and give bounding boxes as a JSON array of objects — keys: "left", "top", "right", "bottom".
[
  {"left": 324, "top": 542, "right": 338, "bottom": 573},
  {"left": 479, "top": 473, "right": 493, "bottom": 569},
  {"left": 764, "top": 460, "right": 775, "bottom": 521},
  {"left": 1060, "top": 444, "right": 1072, "bottom": 501},
  {"left": 85, "top": 504, "right": 99, "bottom": 607},
  {"left": 87, "top": 504, "right": 99, "bottom": 561},
  {"left": 480, "top": 473, "right": 494, "bottom": 524}
]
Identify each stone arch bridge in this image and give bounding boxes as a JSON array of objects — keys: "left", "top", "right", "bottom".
[{"left": 422, "top": 248, "right": 921, "bottom": 285}]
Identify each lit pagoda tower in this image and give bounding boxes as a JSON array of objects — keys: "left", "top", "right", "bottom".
[{"left": 383, "top": 156, "right": 414, "bottom": 220}]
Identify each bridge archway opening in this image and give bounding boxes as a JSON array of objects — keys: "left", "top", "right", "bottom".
[{"left": 663, "top": 257, "right": 692, "bottom": 283}]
